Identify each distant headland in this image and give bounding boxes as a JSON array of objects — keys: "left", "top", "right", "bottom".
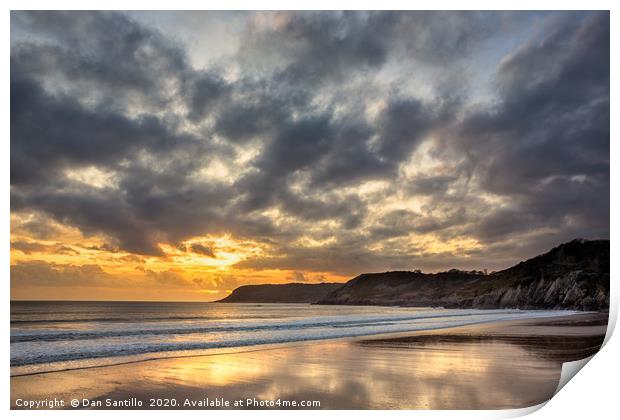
[{"left": 218, "top": 239, "right": 609, "bottom": 311}]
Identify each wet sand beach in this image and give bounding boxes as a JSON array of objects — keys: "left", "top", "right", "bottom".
[{"left": 11, "top": 312, "right": 608, "bottom": 410}]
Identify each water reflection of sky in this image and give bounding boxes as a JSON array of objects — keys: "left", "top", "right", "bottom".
[{"left": 12, "top": 337, "right": 566, "bottom": 409}]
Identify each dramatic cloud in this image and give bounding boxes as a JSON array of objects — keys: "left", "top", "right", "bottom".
[
  {"left": 442, "top": 12, "right": 610, "bottom": 249},
  {"left": 10, "top": 11, "right": 609, "bottom": 299}
]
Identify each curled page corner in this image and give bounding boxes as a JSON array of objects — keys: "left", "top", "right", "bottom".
[
  {"left": 499, "top": 401, "right": 549, "bottom": 418},
  {"left": 553, "top": 355, "right": 595, "bottom": 397},
  {"left": 551, "top": 308, "right": 617, "bottom": 398}
]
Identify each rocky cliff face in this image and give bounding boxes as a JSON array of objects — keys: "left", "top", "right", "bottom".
[
  {"left": 217, "top": 282, "right": 343, "bottom": 303},
  {"left": 317, "top": 239, "right": 609, "bottom": 311}
]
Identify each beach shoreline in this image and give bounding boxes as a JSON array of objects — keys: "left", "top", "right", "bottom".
[{"left": 11, "top": 311, "right": 608, "bottom": 410}]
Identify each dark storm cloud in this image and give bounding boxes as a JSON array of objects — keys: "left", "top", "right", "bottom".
[
  {"left": 12, "top": 172, "right": 247, "bottom": 255},
  {"left": 240, "top": 11, "right": 514, "bottom": 86},
  {"left": 441, "top": 12, "right": 609, "bottom": 250},
  {"left": 214, "top": 83, "right": 310, "bottom": 143},
  {"left": 257, "top": 116, "right": 333, "bottom": 177},
  {"left": 9, "top": 71, "right": 238, "bottom": 257},
  {"left": 11, "top": 12, "right": 242, "bottom": 255},
  {"left": 309, "top": 99, "right": 454, "bottom": 189},
  {"left": 376, "top": 98, "right": 451, "bottom": 163},
  {"left": 269, "top": 12, "right": 392, "bottom": 84},
  {"left": 10, "top": 77, "right": 199, "bottom": 186},
  {"left": 406, "top": 175, "right": 459, "bottom": 196},
  {"left": 230, "top": 95, "right": 453, "bottom": 224},
  {"left": 11, "top": 11, "right": 188, "bottom": 109},
  {"left": 185, "top": 72, "right": 231, "bottom": 123},
  {"left": 10, "top": 11, "right": 609, "bottom": 272},
  {"left": 308, "top": 119, "right": 389, "bottom": 187},
  {"left": 231, "top": 114, "right": 336, "bottom": 212}
]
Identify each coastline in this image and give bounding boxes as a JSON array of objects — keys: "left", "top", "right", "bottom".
[{"left": 11, "top": 311, "right": 608, "bottom": 410}]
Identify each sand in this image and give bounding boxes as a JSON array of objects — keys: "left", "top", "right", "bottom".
[{"left": 11, "top": 312, "right": 608, "bottom": 410}]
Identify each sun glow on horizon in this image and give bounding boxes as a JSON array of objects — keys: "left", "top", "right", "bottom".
[
  {"left": 10, "top": 11, "right": 609, "bottom": 301},
  {"left": 10, "top": 218, "right": 353, "bottom": 300}
]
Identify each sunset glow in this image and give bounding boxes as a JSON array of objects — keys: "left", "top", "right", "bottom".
[{"left": 10, "top": 11, "right": 609, "bottom": 300}]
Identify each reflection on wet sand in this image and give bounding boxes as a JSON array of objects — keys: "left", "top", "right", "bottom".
[{"left": 11, "top": 313, "right": 607, "bottom": 409}]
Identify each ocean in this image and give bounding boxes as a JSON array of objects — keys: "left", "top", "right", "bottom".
[{"left": 11, "top": 301, "right": 576, "bottom": 376}]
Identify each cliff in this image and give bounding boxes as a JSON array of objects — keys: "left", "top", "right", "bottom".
[
  {"left": 216, "top": 282, "right": 344, "bottom": 303},
  {"left": 317, "top": 239, "right": 609, "bottom": 311}
]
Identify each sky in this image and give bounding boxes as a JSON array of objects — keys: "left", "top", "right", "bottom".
[{"left": 10, "top": 11, "right": 610, "bottom": 301}]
